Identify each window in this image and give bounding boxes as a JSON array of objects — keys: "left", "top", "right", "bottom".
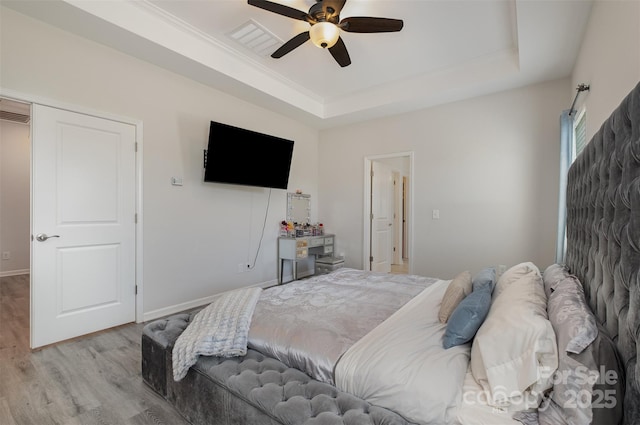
[
  {"left": 572, "top": 108, "right": 587, "bottom": 160},
  {"left": 557, "top": 106, "right": 588, "bottom": 263}
]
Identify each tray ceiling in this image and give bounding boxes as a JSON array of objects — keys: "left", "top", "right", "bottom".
[{"left": 3, "top": 0, "right": 593, "bottom": 128}]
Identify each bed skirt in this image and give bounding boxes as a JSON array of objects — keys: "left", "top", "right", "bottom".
[{"left": 142, "top": 311, "right": 415, "bottom": 425}]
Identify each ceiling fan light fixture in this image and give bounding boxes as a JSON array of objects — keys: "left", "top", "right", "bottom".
[
  {"left": 309, "top": 22, "right": 339, "bottom": 49},
  {"left": 248, "top": 0, "right": 403, "bottom": 66}
]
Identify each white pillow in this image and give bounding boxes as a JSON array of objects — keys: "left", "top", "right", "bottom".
[
  {"left": 471, "top": 270, "right": 558, "bottom": 411},
  {"left": 493, "top": 261, "right": 540, "bottom": 299}
]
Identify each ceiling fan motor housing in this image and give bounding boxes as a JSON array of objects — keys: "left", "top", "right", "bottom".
[{"left": 309, "top": 2, "right": 337, "bottom": 23}]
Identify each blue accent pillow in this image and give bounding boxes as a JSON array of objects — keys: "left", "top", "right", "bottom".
[
  {"left": 472, "top": 267, "right": 496, "bottom": 292},
  {"left": 442, "top": 285, "right": 492, "bottom": 349}
]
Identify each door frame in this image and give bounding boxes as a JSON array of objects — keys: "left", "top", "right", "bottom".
[
  {"left": 362, "top": 151, "right": 414, "bottom": 273},
  {"left": 0, "top": 87, "right": 145, "bottom": 329}
]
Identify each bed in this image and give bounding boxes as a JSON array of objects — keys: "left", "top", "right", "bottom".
[{"left": 141, "top": 81, "right": 639, "bottom": 425}]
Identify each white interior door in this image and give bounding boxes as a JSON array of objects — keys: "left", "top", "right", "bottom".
[
  {"left": 31, "top": 104, "right": 137, "bottom": 348},
  {"left": 371, "top": 161, "right": 394, "bottom": 272},
  {"left": 392, "top": 170, "right": 402, "bottom": 265}
]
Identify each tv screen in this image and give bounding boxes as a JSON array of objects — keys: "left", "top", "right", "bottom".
[{"left": 204, "top": 121, "right": 294, "bottom": 190}]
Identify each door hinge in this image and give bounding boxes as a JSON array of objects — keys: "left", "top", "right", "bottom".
[
  {"left": 135, "top": 142, "right": 138, "bottom": 152},
  {"left": 135, "top": 285, "right": 138, "bottom": 295},
  {"left": 369, "top": 256, "right": 374, "bottom": 262},
  {"left": 135, "top": 213, "right": 138, "bottom": 224},
  {"left": 370, "top": 213, "right": 374, "bottom": 220}
]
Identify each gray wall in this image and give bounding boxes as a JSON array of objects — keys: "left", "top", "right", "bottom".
[
  {"left": 1, "top": 7, "right": 320, "bottom": 318},
  {"left": 571, "top": 0, "right": 640, "bottom": 139},
  {"left": 318, "top": 79, "right": 567, "bottom": 280}
]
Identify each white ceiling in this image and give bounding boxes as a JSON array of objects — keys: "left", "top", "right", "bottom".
[{"left": 4, "top": 0, "right": 593, "bottom": 129}]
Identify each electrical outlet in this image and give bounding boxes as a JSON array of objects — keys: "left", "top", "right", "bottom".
[{"left": 1, "top": 252, "right": 10, "bottom": 260}]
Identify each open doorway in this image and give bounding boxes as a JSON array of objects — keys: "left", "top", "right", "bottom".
[
  {"left": 0, "top": 99, "right": 31, "bottom": 278},
  {"left": 363, "top": 152, "right": 412, "bottom": 274},
  {"left": 0, "top": 98, "right": 32, "bottom": 351},
  {"left": 0, "top": 99, "right": 31, "bottom": 279}
]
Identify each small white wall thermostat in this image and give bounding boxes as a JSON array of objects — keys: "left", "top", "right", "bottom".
[{"left": 171, "top": 177, "right": 183, "bottom": 186}]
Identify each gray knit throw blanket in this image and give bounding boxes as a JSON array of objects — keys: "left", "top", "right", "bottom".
[{"left": 172, "top": 287, "right": 263, "bottom": 381}]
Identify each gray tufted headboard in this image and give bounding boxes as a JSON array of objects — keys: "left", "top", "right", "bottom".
[{"left": 565, "top": 81, "right": 640, "bottom": 424}]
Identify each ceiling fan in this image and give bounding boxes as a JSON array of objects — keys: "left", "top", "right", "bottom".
[{"left": 247, "top": 0, "right": 404, "bottom": 67}]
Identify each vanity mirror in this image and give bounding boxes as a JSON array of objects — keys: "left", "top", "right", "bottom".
[{"left": 287, "top": 192, "right": 311, "bottom": 224}]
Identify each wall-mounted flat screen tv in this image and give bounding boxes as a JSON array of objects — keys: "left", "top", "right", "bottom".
[{"left": 204, "top": 121, "right": 294, "bottom": 190}]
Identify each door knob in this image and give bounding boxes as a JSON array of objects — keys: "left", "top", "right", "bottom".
[{"left": 35, "top": 233, "right": 60, "bottom": 242}]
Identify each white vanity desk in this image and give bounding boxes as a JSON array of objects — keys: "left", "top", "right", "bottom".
[{"left": 277, "top": 234, "right": 335, "bottom": 284}]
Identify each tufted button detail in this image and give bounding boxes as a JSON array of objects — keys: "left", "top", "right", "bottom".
[{"left": 566, "top": 81, "right": 640, "bottom": 423}]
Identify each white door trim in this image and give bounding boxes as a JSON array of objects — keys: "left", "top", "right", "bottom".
[
  {"left": 0, "top": 87, "right": 144, "bottom": 325},
  {"left": 392, "top": 170, "right": 402, "bottom": 265},
  {"left": 363, "top": 151, "right": 414, "bottom": 274}
]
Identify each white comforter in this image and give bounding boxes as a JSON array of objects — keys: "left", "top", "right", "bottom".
[{"left": 335, "top": 279, "right": 471, "bottom": 425}]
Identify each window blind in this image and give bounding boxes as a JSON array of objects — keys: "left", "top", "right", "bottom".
[{"left": 574, "top": 111, "right": 587, "bottom": 157}]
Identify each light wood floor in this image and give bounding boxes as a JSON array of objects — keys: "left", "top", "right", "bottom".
[
  {"left": 390, "top": 259, "right": 409, "bottom": 274},
  {"left": 0, "top": 274, "right": 190, "bottom": 425}
]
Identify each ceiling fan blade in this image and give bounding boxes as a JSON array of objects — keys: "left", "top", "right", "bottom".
[
  {"left": 248, "top": 0, "right": 311, "bottom": 22},
  {"left": 322, "top": 0, "right": 346, "bottom": 23},
  {"left": 271, "top": 32, "right": 310, "bottom": 58},
  {"left": 328, "top": 37, "right": 351, "bottom": 67},
  {"left": 340, "top": 17, "right": 404, "bottom": 33}
]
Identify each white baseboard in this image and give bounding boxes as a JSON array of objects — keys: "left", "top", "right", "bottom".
[
  {"left": 0, "top": 269, "right": 30, "bottom": 277},
  {"left": 142, "top": 279, "right": 277, "bottom": 322}
]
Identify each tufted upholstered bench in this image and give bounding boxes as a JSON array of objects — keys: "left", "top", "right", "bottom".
[{"left": 142, "top": 312, "right": 415, "bottom": 425}]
